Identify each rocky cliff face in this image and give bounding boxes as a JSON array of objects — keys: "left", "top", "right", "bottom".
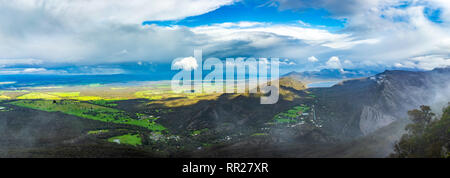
[
  {"left": 359, "top": 69, "right": 450, "bottom": 134},
  {"left": 359, "top": 106, "right": 397, "bottom": 135},
  {"left": 313, "top": 68, "right": 450, "bottom": 137}
]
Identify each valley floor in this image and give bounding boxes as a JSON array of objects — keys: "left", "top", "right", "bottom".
[{"left": 0, "top": 98, "right": 407, "bottom": 158}]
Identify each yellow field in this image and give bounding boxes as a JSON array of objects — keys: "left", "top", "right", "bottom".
[
  {"left": 148, "top": 93, "right": 221, "bottom": 107},
  {"left": 4, "top": 83, "right": 225, "bottom": 108},
  {"left": 48, "top": 92, "right": 80, "bottom": 97},
  {"left": 17, "top": 92, "right": 61, "bottom": 100},
  {"left": 0, "top": 95, "right": 10, "bottom": 100},
  {"left": 72, "top": 96, "right": 105, "bottom": 101}
]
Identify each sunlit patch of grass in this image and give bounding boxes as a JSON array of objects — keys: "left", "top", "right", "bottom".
[
  {"left": 0, "top": 95, "right": 10, "bottom": 100},
  {"left": 135, "top": 90, "right": 219, "bottom": 104},
  {"left": 278, "top": 77, "right": 306, "bottom": 90},
  {"left": 12, "top": 91, "right": 119, "bottom": 101},
  {"left": 273, "top": 104, "right": 310, "bottom": 123},
  {"left": 134, "top": 90, "right": 166, "bottom": 98},
  {"left": 89, "top": 100, "right": 118, "bottom": 107},
  {"left": 148, "top": 94, "right": 221, "bottom": 107},
  {"left": 88, "top": 129, "right": 109, "bottom": 135},
  {"left": 48, "top": 92, "right": 80, "bottom": 97},
  {"left": 279, "top": 89, "right": 300, "bottom": 101},
  {"left": 17, "top": 92, "right": 61, "bottom": 100},
  {"left": 9, "top": 100, "right": 167, "bottom": 131},
  {"left": 72, "top": 96, "right": 104, "bottom": 101},
  {"left": 108, "top": 134, "right": 142, "bottom": 146},
  {"left": 148, "top": 95, "right": 164, "bottom": 100}
]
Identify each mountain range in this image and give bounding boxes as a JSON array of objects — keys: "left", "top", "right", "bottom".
[{"left": 1, "top": 67, "right": 449, "bottom": 157}]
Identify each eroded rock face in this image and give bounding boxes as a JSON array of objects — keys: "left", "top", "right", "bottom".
[
  {"left": 316, "top": 68, "right": 450, "bottom": 137},
  {"left": 360, "top": 106, "right": 396, "bottom": 135},
  {"left": 358, "top": 68, "right": 450, "bottom": 135}
]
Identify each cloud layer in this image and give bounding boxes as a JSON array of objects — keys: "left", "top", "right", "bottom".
[{"left": 0, "top": 0, "right": 449, "bottom": 74}]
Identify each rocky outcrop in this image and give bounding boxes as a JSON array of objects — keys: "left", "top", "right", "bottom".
[{"left": 359, "top": 106, "right": 396, "bottom": 135}]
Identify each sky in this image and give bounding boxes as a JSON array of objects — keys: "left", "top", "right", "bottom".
[{"left": 0, "top": 0, "right": 449, "bottom": 76}]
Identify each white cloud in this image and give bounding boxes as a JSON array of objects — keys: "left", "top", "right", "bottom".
[
  {"left": 325, "top": 56, "right": 342, "bottom": 69},
  {"left": 191, "top": 23, "right": 374, "bottom": 49},
  {"left": 394, "top": 55, "right": 450, "bottom": 70},
  {"left": 0, "top": 0, "right": 236, "bottom": 65},
  {"left": 0, "top": 68, "right": 67, "bottom": 75},
  {"left": 298, "top": 20, "right": 311, "bottom": 27},
  {"left": 278, "top": 59, "right": 296, "bottom": 65},
  {"left": 2, "top": 0, "right": 236, "bottom": 24},
  {"left": 322, "top": 38, "right": 380, "bottom": 49},
  {"left": 23, "top": 68, "right": 47, "bottom": 73},
  {"left": 0, "top": 81, "right": 16, "bottom": 85},
  {"left": 217, "top": 21, "right": 264, "bottom": 28},
  {"left": 173, "top": 57, "right": 198, "bottom": 71},
  {"left": 0, "top": 58, "right": 43, "bottom": 66},
  {"left": 343, "top": 59, "right": 354, "bottom": 68},
  {"left": 268, "top": 0, "right": 450, "bottom": 70},
  {"left": 77, "top": 67, "right": 126, "bottom": 75},
  {"left": 308, "top": 56, "right": 319, "bottom": 62},
  {"left": 0, "top": 0, "right": 450, "bottom": 73}
]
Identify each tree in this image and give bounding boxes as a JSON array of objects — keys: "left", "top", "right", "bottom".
[
  {"left": 405, "top": 105, "right": 435, "bottom": 135},
  {"left": 391, "top": 104, "right": 450, "bottom": 158}
]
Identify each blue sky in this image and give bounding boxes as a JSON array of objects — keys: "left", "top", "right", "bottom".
[
  {"left": 144, "top": 1, "right": 345, "bottom": 30},
  {"left": 0, "top": 0, "right": 449, "bottom": 76}
]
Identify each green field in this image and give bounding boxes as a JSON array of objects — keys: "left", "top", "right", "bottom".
[
  {"left": 9, "top": 100, "right": 166, "bottom": 131},
  {"left": 89, "top": 100, "right": 118, "bottom": 107},
  {"left": 14, "top": 92, "right": 109, "bottom": 101},
  {"left": 108, "top": 134, "right": 142, "bottom": 146},
  {"left": 273, "top": 104, "right": 310, "bottom": 123},
  {"left": 87, "top": 129, "right": 110, "bottom": 135}
]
